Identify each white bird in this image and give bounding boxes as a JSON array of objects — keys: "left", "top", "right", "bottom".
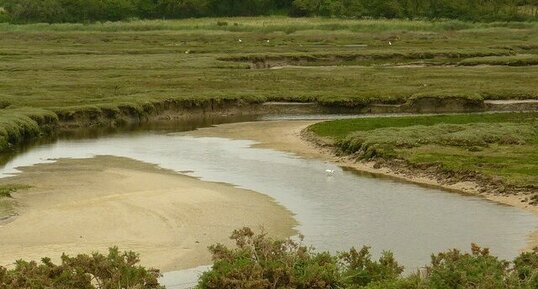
[
  {"left": 238, "top": 39, "right": 242, "bottom": 43},
  {"left": 266, "top": 39, "right": 270, "bottom": 43},
  {"left": 325, "top": 169, "right": 335, "bottom": 175},
  {"left": 388, "top": 41, "right": 392, "bottom": 46}
]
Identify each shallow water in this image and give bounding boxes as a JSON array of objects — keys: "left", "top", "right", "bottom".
[{"left": 0, "top": 119, "right": 536, "bottom": 288}]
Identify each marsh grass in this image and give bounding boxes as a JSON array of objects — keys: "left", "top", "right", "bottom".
[
  {"left": 0, "top": 17, "right": 537, "bottom": 153},
  {"left": 309, "top": 113, "right": 538, "bottom": 187},
  {"left": 0, "top": 184, "right": 31, "bottom": 198},
  {"left": 459, "top": 54, "right": 538, "bottom": 66},
  {"left": 310, "top": 112, "right": 537, "bottom": 139},
  {"left": 0, "top": 108, "right": 58, "bottom": 152},
  {"left": 0, "top": 184, "right": 31, "bottom": 219}
]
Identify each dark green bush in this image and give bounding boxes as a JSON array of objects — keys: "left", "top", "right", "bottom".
[
  {"left": 0, "top": 0, "right": 535, "bottom": 23},
  {"left": 197, "top": 229, "right": 538, "bottom": 289},
  {"left": 0, "top": 247, "right": 164, "bottom": 289},
  {"left": 197, "top": 227, "right": 343, "bottom": 289},
  {"left": 1, "top": 230, "right": 537, "bottom": 288}
]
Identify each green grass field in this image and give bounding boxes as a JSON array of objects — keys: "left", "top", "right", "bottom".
[
  {"left": 309, "top": 112, "right": 538, "bottom": 188},
  {"left": 1, "top": 17, "right": 537, "bottom": 152}
]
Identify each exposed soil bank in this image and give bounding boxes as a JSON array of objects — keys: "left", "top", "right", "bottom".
[
  {"left": 53, "top": 98, "right": 538, "bottom": 128},
  {"left": 0, "top": 156, "right": 296, "bottom": 271},
  {"left": 2, "top": 98, "right": 537, "bottom": 156},
  {"left": 186, "top": 120, "right": 538, "bottom": 250},
  {"left": 218, "top": 50, "right": 514, "bottom": 69}
]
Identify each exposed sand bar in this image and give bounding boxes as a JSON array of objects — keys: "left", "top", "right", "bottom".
[
  {"left": 0, "top": 156, "right": 296, "bottom": 270},
  {"left": 186, "top": 120, "right": 538, "bottom": 249}
]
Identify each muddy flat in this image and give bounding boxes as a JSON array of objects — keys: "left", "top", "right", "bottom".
[
  {"left": 0, "top": 156, "right": 296, "bottom": 270},
  {"left": 185, "top": 120, "right": 321, "bottom": 158}
]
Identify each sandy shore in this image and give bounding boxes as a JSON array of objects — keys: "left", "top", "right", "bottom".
[
  {"left": 186, "top": 120, "right": 538, "bottom": 249},
  {"left": 0, "top": 156, "right": 296, "bottom": 270}
]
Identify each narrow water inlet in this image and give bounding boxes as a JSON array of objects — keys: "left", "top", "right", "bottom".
[{"left": 0, "top": 117, "right": 536, "bottom": 289}]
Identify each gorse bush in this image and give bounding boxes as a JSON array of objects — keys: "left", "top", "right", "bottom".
[
  {"left": 197, "top": 227, "right": 406, "bottom": 289},
  {"left": 0, "top": 247, "right": 164, "bottom": 289},
  {"left": 197, "top": 228, "right": 538, "bottom": 289},
  {"left": 197, "top": 227, "right": 344, "bottom": 289},
  {"left": 1, "top": 229, "right": 537, "bottom": 288}
]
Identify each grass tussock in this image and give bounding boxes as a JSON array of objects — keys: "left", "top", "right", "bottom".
[
  {"left": 2, "top": 228, "right": 538, "bottom": 289},
  {"left": 0, "top": 184, "right": 31, "bottom": 198}
]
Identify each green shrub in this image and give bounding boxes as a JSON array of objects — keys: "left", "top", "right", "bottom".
[
  {"left": 197, "top": 227, "right": 343, "bottom": 289},
  {"left": 198, "top": 229, "right": 538, "bottom": 289},
  {"left": 423, "top": 244, "right": 518, "bottom": 289},
  {"left": 0, "top": 247, "right": 164, "bottom": 289},
  {"left": 1, "top": 230, "right": 537, "bottom": 288},
  {"left": 340, "top": 247, "right": 403, "bottom": 287}
]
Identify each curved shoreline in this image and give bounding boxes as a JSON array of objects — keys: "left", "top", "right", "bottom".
[
  {"left": 186, "top": 120, "right": 538, "bottom": 250},
  {"left": 0, "top": 156, "right": 297, "bottom": 271}
]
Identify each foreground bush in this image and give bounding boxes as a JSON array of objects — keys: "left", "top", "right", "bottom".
[
  {"left": 0, "top": 247, "right": 164, "bottom": 289},
  {"left": 1, "top": 229, "right": 537, "bottom": 288},
  {"left": 197, "top": 228, "right": 538, "bottom": 289}
]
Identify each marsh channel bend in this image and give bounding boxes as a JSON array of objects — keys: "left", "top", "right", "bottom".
[{"left": 0, "top": 114, "right": 536, "bottom": 289}]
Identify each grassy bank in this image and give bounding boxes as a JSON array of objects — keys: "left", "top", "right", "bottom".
[
  {"left": 309, "top": 112, "right": 538, "bottom": 191},
  {"left": 1, "top": 17, "right": 537, "bottom": 153}
]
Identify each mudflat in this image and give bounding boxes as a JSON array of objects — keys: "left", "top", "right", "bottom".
[{"left": 0, "top": 156, "right": 296, "bottom": 270}]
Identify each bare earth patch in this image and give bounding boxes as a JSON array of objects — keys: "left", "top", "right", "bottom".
[{"left": 0, "top": 156, "right": 296, "bottom": 270}]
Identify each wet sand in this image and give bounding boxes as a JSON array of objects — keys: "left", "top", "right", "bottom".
[
  {"left": 186, "top": 120, "right": 538, "bottom": 249},
  {"left": 0, "top": 156, "right": 296, "bottom": 270}
]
